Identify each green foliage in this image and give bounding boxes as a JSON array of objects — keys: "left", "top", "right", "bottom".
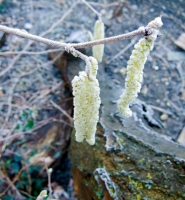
[
  {"left": 14, "top": 108, "right": 38, "bottom": 132},
  {"left": 96, "top": 190, "right": 104, "bottom": 200},
  {"left": 2, "top": 151, "right": 44, "bottom": 199}
]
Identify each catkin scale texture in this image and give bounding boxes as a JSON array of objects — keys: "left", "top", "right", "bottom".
[
  {"left": 72, "top": 68, "right": 100, "bottom": 145},
  {"left": 92, "top": 20, "right": 105, "bottom": 63},
  {"left": 118, "top": 32, "right": 158, "bottom": 118}
]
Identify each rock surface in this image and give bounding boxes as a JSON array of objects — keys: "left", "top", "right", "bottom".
[{"left": 69, "top": 64, "right": 185, "bottom": 200}]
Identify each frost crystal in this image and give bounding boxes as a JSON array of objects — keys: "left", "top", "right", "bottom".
[
  {"left": 72, "top": 59, "right": 100, "bottom": 145},
  {"left": 147, "top": 16, "right": 163, "bottom": 29},
  {"left": 118, "top": 16, "right": 162, "bottom": 118},
  {"left": 92, "top": 20, "right": 105, "bottom": 63},
  {"left": 89, "top": 56, "right": 98, "bottom": 77}
]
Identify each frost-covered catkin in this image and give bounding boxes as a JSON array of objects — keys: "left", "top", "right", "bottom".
[
  {"left": 118, "top": 16, "right": 163, "bottom": 117},
  {"left": 92, "top": 20, "right": 105, "bottom": 63},
  {"left": 72, "top": 57, "right": 100, "bottom": 145}
]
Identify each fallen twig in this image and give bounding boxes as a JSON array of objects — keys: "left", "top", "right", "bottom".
[
  {"left": 50, "top": 100, "right": 73, "bottom": 123},
  {"left": 149, "top": 104, "right": 174, "bottom": 115},
  {"left": 0, "top": 1, "right": 78, "bottom": 77}
]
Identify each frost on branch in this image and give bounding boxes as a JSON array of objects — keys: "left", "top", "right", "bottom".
[
  {"left": 89, "top": 56, "right": 98, "bottom": 77},
  {"left": 72, "top": 57, "right": 100, "bottom": 145},
  {"left": 92, "top": 20, "right": 105, "bottom": 63},
  {"left": 147, "top": 15, "right": 163, "bottom": 28},
  {"left": 117, "top": 16, "right": 163, "bottom": 118}
]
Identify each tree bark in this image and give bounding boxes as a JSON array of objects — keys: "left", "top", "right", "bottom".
[{"left": 69, "top": 64, "right": 185, "bottom": 200}]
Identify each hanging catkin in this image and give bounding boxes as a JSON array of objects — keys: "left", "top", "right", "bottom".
[
  {"left": 92, "top": 20, "right": 105, "bottom": 63},
  {"left": 117, "top": 16, "right": 163, "bottom": 117},
  {"left": 72, "top": 57, "right": 100, "bottom": 145}
]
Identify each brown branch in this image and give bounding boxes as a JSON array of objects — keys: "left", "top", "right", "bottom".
[
  {"left": 0, "top": 24, "right": 147, "bottom": 50},
  {"left": 50, "top": 100, "right": 73, "bottom": 123},
  {"left": 0, "top": 15, "right": 159, "bottom": 78},
  {"left": 0, "top": 24, "right": 150, "bottom": 77},
  {"left": 44, "top": 162, "right": 52, "bottom": 197},
  {"left": 0, "top": 165, "right": 28, "bottom": 197},
  {"left": 0, "top": 48, "right": 63, "bottom": 56}
]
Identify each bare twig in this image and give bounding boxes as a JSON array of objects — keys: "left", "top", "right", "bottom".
[
  {"left": 0, "top": 169, "right": 22, "bottom": 197},
  {"left": 0, "top": 109, "right": 73, "bottom": 142},
  {"left": 0, "top": 48, "right": 63, "bottom": 56},
  {"left": 23, "top": 159, "right": 32, "bottom": 194},
  {"left": 1, "top": 65, "right": 40, "bottom": 129},
  {"left": 0, "top": 118, "right": 51, "bottom": 142},
  {"left": 5, "top": 82, "right": 17, "bottom": 122},
  {"left": 0, "top": 116, "right": 72, "bottom": 143},
  {"left": 0, "top": 165, "right": 28, "bottom": 197},
  {"left": 29, "top": 0, "right": 33, "bottom": 25},
  {"left": 19, "top": 190, "right": 36, "bottom": 199},
  {"left": 1, "top": 50, "right": 63, "bottom": 120},
  {"left": 52, "top": 118, "right": 73, "bottom": 127},
  {"left": 81, "top": 0, "right": 102, "bottom": 20},
  {"left": 88, "top": 1, "right": 119, "bottom": 8},
  {"left": 64, "top": 46, "right": 91, "bottom": 75},
  {"left": 108, "top": 38, "right": 137, "bottom": 63},
  {"left": 168, "top": 100, "right": 182, "bottom": 112},
  {"left": 0, "top": 24, "right": 148, "bottom": 77},
  {"left": 0, "top": 24, "right": 147, "bottom": 51},
  {"left": 27, "top": 81, "right": 62, "bottom": 106},
  {"left": 153, "top": 53, "right": 171, "bottom": 69},
  {"left": 44, "top": 161, "right": 52, "bottom": 197},
  {"left": 0, "top": 102, "right": 30, "bottom": 109},
  {"left": 0, "top": 1, "right": 78, "bottom": 77},
  {"left": 176, "top": 61, "right": 185, "bottom": 89},
  {"left": 149, "top": 104, "right": 173, "bottom": 115},
  {"left": 50, "top": 100, "right": 73, "bottom": 123}
]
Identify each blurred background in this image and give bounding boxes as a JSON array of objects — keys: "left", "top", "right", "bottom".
[{"left": 0, "top": 0, "right": 185, "bottom": 199}]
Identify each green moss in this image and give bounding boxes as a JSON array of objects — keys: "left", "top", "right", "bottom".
[
  {"left": 109, "top": 188, "right": 115, "bottom": 195},
  {"left": 95, "top": 189, "right": 104, "bottom": 200}
]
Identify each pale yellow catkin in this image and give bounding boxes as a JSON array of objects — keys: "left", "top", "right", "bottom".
[
  {"left": 72, "top": 57, "right": 100, "bottom": 145},
  {"left": 118, "top": 16, "right": 163, "bottom": 117},
  {"left": 92, "top": 20, "right": 105, "bottom": 63}
]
